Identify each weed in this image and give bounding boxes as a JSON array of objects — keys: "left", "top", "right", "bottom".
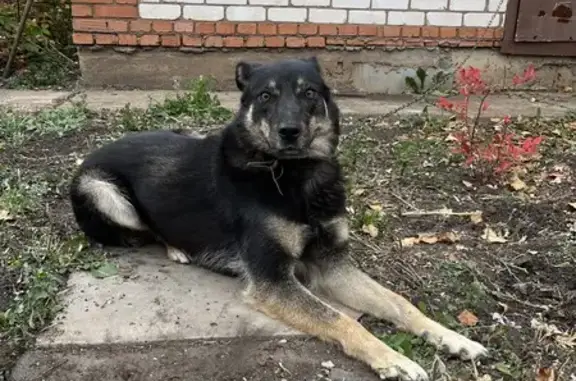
[
  {"left": 405, "top": 67, "right": 449, "bottom": 95},
  {"left": 0, "top": 102, "right": 90, "bottom": 146}
]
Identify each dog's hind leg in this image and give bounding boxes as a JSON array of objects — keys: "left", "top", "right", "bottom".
[
  {"left": 315, "top": 260, "right": 488, "bottom": 361},
  {"left": 244, "top": 277, "right": 429, "bottom": 381}
]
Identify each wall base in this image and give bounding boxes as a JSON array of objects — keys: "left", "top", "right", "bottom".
[{"left": 78, "top": 47, "right": 576, "bottom": 94}]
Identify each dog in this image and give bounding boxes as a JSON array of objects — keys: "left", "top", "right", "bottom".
[{"left": 69, "top": 57, "right": 487, "bottom": 380}]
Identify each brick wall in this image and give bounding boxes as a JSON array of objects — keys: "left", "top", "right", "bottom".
[{"left": 72, "top": 0, "right": 507, "bottom": 49}]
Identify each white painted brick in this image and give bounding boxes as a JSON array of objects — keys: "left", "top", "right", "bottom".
[
  {"left": 371, "top": 0, "right": 408, "bottom": 10},
  {"left": 140, "top": 0, "right": 160, "bottom": 3},
  {"left": 348, "top": 10, "right": 387, "bottom": 24},
  {"left": 332, "top": 0, "right": 370, "bottom": 8},
  {"left": 206, "top": 0, "right": 245, "bottom": 4},
  {"left": 250, "top": 0, "right": 287, "bottom": 5},
  {"left": 450, "top": 0, "right": 486, "bottom": 11},
  {"left": 309, "top": 8, "right": 347, "bottom": 23},
  {"left": 173, "top": 0, "right": 203, "bottom": 4},
  {"left": 291, "top": 0, "right": 329, "bottom": 6},
  {"left": 488, "top": 0, "right": 507, "bottom": 12},
  {"left": 426, "top": 12, "right": 462, "bottom": 26},
  {"left": 268, "top": 7, "right": 307, "bottom": 21},
  {"left": 182, "top": 5, "right": 224, "bottom": 20},
  {"left": 410, "top": 0, "right": 447, "bottom": 10},
  {"left": 139, "top": 4, "right": 181, "bottom": 20},
  {"left": 387, "top": 11, "right": 424, "bottom": 25},
  {"left": 500, "top": 13, "right": 505, "bottom": 26},
  {"left": 226, "top": 6, "right": 266, "bottom": 21},
  {"left": 464, "top": 12, "right": 498, "bottom": 27}
]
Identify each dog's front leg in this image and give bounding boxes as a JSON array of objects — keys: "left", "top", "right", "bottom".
[
  {"left": 316, "top": 260, "right": 488, "bottom": 360},
  {"left": 243, "top": 276, "right": 429, "bottom": 381}
]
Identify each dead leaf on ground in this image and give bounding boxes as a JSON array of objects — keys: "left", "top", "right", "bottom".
[
  {"left": 401, "top": 231, "right": 460, "bottom": 247},
  {"left": 508, "top": 174, "right": 527, "bottom": 191},
  {"left": 482, "top": 227, "right": 508, "bottom": 243},
  {"left": 470, "top": 211, "right": 483, "bottom": 224},
  {"left": 568, "top": 202, "right": 576, "bottom": 211},
  {"left": 536, "top": 367, "right": 556, "bottom": 381},
  {"left": 457, "top": 310, "right": 479, "bottom": 327},
  {"left": 368, "top": 203, "right": 383, "bottom": 213},
  {"left": 0, "top": 209, "right": 14, "bottom": 222},
  {"left": 362, "top": 224, "right": 379, "bottom": 238}
]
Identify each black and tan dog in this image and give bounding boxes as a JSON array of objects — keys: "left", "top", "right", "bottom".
[{"left": 69, "top": 57, "right": 487, "bottom": 380}]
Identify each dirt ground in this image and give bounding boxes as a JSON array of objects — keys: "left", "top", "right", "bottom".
[{"left": 1, "top": 108, "right": 575, "bottom": 380}]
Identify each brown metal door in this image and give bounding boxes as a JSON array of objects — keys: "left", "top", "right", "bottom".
[{"left": 502, "top": 0, "right": 576, "bottom": 56}]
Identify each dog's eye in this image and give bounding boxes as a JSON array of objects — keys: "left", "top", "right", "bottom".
[
  {"left": 259, "top": 92, "right": 271, "bottom": 102},
  {"left": 305, "top": 89, "right": 317, "bottom": 99}
]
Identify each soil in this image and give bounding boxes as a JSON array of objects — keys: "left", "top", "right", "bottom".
[
  {"left": 11, "top": 337, "right": 378, "bottom": 381},
  {"left": 1, "top": 113, "right": 575, "bottom": 380}
]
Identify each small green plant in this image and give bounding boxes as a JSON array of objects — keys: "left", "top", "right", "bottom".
[{"left": 405, "top": 68, "right": 449, "bottom": 95}]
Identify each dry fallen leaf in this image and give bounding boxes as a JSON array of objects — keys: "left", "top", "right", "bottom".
[
  {"left": 401, "top": 232, "right": 459, "bottom": 247},
  {"left": 457, "top": 310, "right": 479, "bottom": 327},
  {"left": 536, "top": 367, "right": 556, "bottom": 381},
  {"left": 362, "top": 224, "right": 379, "bottom": 238},
  {"left": 0, "top": 209, "right": 14, "bottom": 222},
  {"left": 400, "top": 237, "right": 420, "bottom": 247},
  {"left": 568, "top": 202, "right": 576, "bottom": 211},
  {"left": 368, "top": 203, "right": 383, "bottom": 212},
  {"left": 508, "top": 174, "right": 527, "bottom": 191},
  {"left": 482, "top": 227, "right": 508, "bottom": 243},
  {"left": 470, "top": 211, "right": 483, "bottom": 224}
]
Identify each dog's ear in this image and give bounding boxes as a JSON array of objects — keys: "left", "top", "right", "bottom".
[
  {"left": 303, "top": 56, "right": 321, "bottom": 74},
  {"left": 235, "top": 61, "right": 260, "bottom": 91}
]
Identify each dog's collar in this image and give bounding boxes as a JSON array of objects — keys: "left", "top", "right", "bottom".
[{"left": 246, "top": 159, "right": 284, "bottom": 196}]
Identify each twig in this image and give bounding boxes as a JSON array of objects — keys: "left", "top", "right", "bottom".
[
  {"left": 30, "top": 360, "right": 68, "bottom": 381},
  {"left": 3, "top": 0, "right": 35, "bottom": 79},
  {"left": 390, "top": 192, "right": 418, "bottom": 211},
  {"left": 401, "top": 209, "right": 480, "bottom": 217}
]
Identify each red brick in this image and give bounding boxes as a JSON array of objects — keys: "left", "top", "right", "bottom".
[
  {"left": 161, "top": 35, "right": 180, "bottom": 46},
  {"left": 477, "top": 28, "right": 495, "bottom": 40},
  {"left": 130, "top": 20, "right": 151, "bottom": 32},
  {"left": 94, "top": 5, "right": 137, "bottom": 18},
  {"left": 118, "top": 34, "right": 137, "bottom": 45},
  {"left": 346, "top": 38, "right": 365, "bottom": 46},
  {"left": 258, "top": 23, "right": 277, "bottom": 35},
  {"left": 116, "top": 0, "right": 137, "bottom": 4},
  {"left": 477, "top": 40, "right": 494, "bottom": 47},
  {"left": 286, "top": 36, "right": 306, "bottom": 48},
  {"left": 71, "top": 4, "right": 92, "bottom": 17},
  {"left": 299, "top": 24, "right": 318, "bottom": 35},
  {"left": 204, "top": 36, "right": 223, "bottom": 47},
  {"left": 265, "top": 36, "right": 284, "bottom": 47},
  {"left": 380, "top": 26, "right": 400, "bottom": 37},
  {"left": 175, "top": 21, "right": 194, "bottom": 33},
  {"left": 318, "top": 24, "right": 337, "bottom": 35},
  {"left": 326, "top": 37, "right": 345, "bottom": 45},
  {"left": 71, "top": 0, "right": 111, "bottom": 3},
  {"left": 94, "top": 33, "right": 118, "bottom": 45},
  {"left": 72, "top": 33, "right": 93, "bottom": 45},
  {"left": 224, "top": 36, "right": 244, "bottom": 47},
  {"left": 196, "top": 22, "right": 215, "bottom": 34},
  {"left": 306, "top": 36, "right": 325, "bottom": 47},
  {"left": 73, "top": 19, "right": 107, "bottom": 32},
  {"left": 439, "top": 27, "right": 457, "bottom": 38},
  {"left": 458, "top": 27, "right": 477, "bottom": 39},
  {"left": 278, "top": 23, "right": 298, "bottom": 35},
  {"left": 421, "top": 26, "right": 439, "bottom": 38},
  {"left": 108, "top": 20, "right": 128, "bottom": 32},
  {"left": 139, "top": 34, "right": 160, "bottom": 46},
  {"left": 237, "top": 23, "right": 257, "bottom": 34},
  {"left": 337, "top": 25, "right": 357, "bottom": 36},
  {"left": 358, "top": 25, "right": 378, "bottom": 36},
  {"left": 459, "top": 40, "right": 477, "bottom": 47},
  {"left": 245, "top": 36, "right": 264, "bottom": 47},
  {"left": 182, "top": 35, "right": 202, "bottom": 47},
  {"left": 424, "top": 40, "right": 439, "bottom": 47},
  {"left": 405, "top": 38, "right": 424, "bottom": 47},
  {"left": 152, "top": 21, "right": 173, "bottom": 33},
  {"left": 494, "top": 28, "right": 504, "bottom": 39},
  {"left": 216, "top": 22, "right": 236, "bottom": 35},
  {"left": 401, "top": 26, "right": 420, "bottom": 37}
]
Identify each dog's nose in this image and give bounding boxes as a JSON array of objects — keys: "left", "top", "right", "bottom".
[{"left": 279, "top": 126, "right": 301, "bottom": 141}]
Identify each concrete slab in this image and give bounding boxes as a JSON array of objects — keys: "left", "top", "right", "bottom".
[
  {"left": 38, "top": 246, "right": 361, "bottom": 347},
  {"left": 0, "top": 90, "right": 70, "bottom": 111}
]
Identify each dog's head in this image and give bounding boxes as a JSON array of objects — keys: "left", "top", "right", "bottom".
[{"left": 234, "top": 57, "right": 340, "bottom": 160}]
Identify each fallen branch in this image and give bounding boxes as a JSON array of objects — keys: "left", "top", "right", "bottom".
[{"left": 401, "top": 208, "right": 481, "bottom": 217}]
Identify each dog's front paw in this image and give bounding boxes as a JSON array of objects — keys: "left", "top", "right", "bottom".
[
  {"left": 166, "top": 246, "right": 191, "bottom": 264},
  {"left": 375, "top": 356, "right": 429, "bottom": 381},
  {"left": 436, "top": 330, "right": 488, "bottom": 360}
]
